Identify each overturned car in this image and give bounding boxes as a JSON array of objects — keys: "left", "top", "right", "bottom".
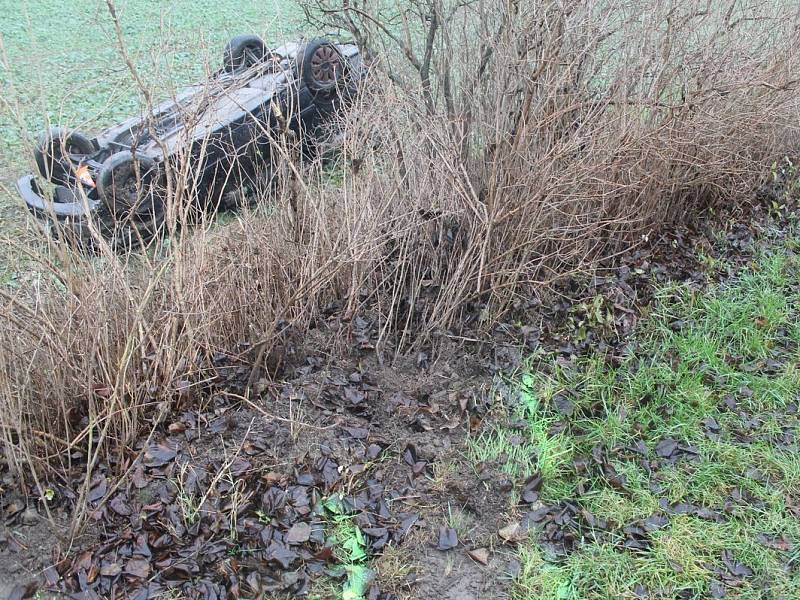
[{"left": 17, "top": 36, "right": 362, "bottom": 247}]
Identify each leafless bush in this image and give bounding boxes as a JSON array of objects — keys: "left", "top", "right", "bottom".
[
  {"left": 1, "top": 0, "right": 799, "bottom": 523},
  {"left": 304, "top": 0, "right": 800, "bottom": 326}
]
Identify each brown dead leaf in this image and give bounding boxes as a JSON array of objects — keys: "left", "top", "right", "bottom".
[
  {"left": 124, "top": 559, "right": 151, "bottom": 579},
  {"left": 168, "top": 422, "right": 186, "bottom": 434},
  {"left": 499, "top": 522, "right": 523, "bottom": 543},
  {"left": 286, "top": 522, "right": 312, "bottom": 544},
  {"left": 467, "top": 547, "right": 490, "bottom": 565},
  {"left": 100, "top": 563, "right": 122, "bottom": 577}
]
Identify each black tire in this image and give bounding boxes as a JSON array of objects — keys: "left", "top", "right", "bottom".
[
  {"left": 34, "top": 128, "right": 94, "bottom": 185},
  {"left": 223, "top": 35, "right": 268, "bottom": 73},
  {"left": 296, "top": 39, "right": 347, "bottom": 94},
  {"left": 96, "top": 151, "right": 164, "bottom": 247}
]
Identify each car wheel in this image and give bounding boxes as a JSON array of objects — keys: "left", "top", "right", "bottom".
[
  {"left": 34, "top": 128, "right": 94, "bottom": 185},
  {"left": 223, "top": 35, "right": 268, "bottom": 73},
  {"left": 97, "top": 152, "right": 165, "bottom": 248},
  {"left": 97, "top": 151, "right": 162, "bottom": 219},
  {"left": 296, "top": 39, "right": 347, "bottom": 94}
]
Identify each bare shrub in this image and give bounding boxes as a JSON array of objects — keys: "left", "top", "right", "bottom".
[
  {"left": 304, "top": 0, "right": 800, "bottom": 326},
  {"left": 1, "top": 0, "right": 799, "bottom": 527}
]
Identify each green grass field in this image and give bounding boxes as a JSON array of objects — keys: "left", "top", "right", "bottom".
[
  {"left": 0, "top": 0, "right": 305, "bottom": 159},
  {"left": 0, "top": 0, "right": 306, "bottom": 247},
  {"left": 472, "top": 233, "right": 800, "bottom": 599}
]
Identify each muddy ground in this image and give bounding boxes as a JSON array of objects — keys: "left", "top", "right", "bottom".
[{"left": 1, "top": 171, "right": 795, "bottom": 599}]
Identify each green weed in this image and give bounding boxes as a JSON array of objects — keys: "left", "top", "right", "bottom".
[{"left": 318, "top": 494, "right": 373, "bottom": 600}]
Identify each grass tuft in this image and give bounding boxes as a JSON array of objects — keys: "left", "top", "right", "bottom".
[{"left": 472, "top": 233, "right": 800, "bottom": 598}]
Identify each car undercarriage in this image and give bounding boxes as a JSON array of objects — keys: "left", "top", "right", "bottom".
[{"left": 16, "top": 36, "right": 363, "bottom": 249}]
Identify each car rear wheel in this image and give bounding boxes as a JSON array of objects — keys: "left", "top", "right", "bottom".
[
  {"left": 34, "top": 128, "right": 94, "bottom": 186},
  {"left": 97, "top": 151, "right": 164, "bottom": 236},
  {"left": 296, "top": 39, "right": 347, "bottom": 94},
  {"left": 223, "top": 35, "right": 268, "bottom": 73}
]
